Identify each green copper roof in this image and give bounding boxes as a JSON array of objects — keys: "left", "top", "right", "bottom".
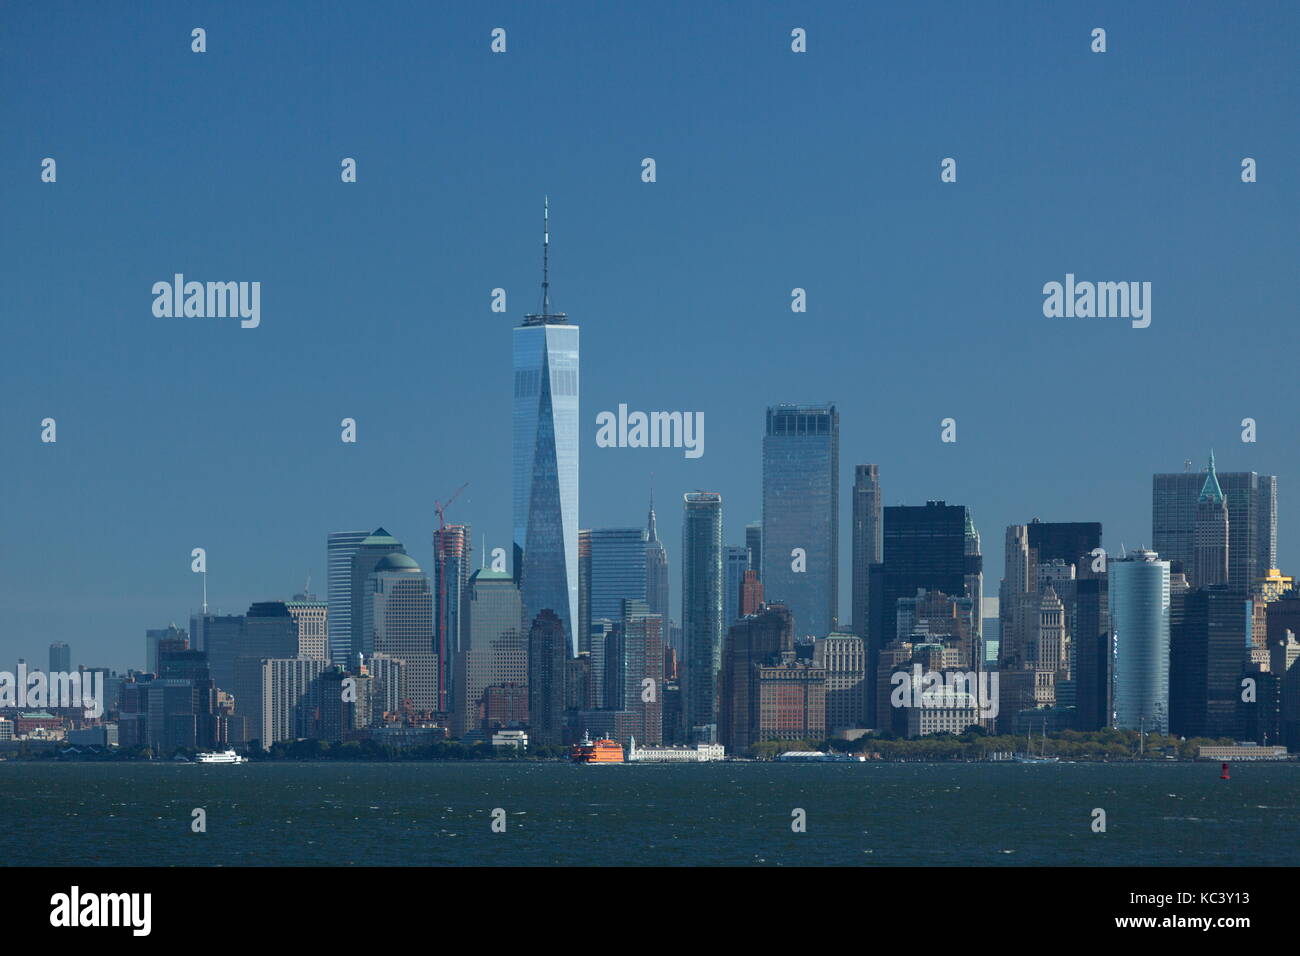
[
  {"left": 361, "top": 527, "right": 402, "bottom": 547},
  {"left": 470, "top": 568, "right": 514, "bottom": 581},
  {"left": 374, "top": 552, "right": 420, "bottom": 572},
  {"left": 1199, "top": 450, "right": 1225, "bottom": 503}
]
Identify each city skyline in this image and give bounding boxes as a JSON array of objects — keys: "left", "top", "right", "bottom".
[{"left": 4, "top": 2, "right": 1298, "bottom": 671}]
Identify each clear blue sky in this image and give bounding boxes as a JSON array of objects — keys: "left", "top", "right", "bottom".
[{"left": 2, "top": 1, "right": 1296, "bottom": 671}]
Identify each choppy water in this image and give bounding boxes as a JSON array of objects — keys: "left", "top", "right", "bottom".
[{"left": 2, "top": 761, "right": 1295, "bottom": 866}]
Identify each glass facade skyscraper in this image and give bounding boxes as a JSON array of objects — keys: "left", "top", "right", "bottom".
[
  {"left": 588, "top": 528, "right": 647, "bottom": 624},
  {"left": 327, "top": 530, "right": 369, "bottom": 666},
  {"left": 433, "top": 524, "right": 472, "bottom": 713},
  {"left": 682, "top": 492, "right": 723, "bottom": 740},
  {"left": 874, "top": 501, "right": 976, "bottom": 646},
  {"left": 513, "top": 314, "right": 579, "bottom": 653},
  {"left": 762, "top": 403, "right": 839, "bottom": 639},
  {"left": 1110, "top": 550, "right": 1171, "bottom": 733}
]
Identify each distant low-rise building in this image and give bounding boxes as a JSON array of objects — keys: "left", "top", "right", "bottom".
[
  {"left": 69, "top": 724, "right": 118, "bottom": 747},
  {"left": 1197, "top": 744, "right": 1289, "bottom": 761},
  {"left": 628, "top": 738, "right": 724, "bottom": 762},
  {"left": 492, "top": 729, "right": 528, "bottom": 750}
]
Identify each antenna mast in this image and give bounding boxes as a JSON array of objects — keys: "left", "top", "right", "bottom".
[
  {"left": 524, "top": 197, "right": 566, "bottom": 325},
  {"left": 543, "top": 196, "right": 550, "bottom": 315}
]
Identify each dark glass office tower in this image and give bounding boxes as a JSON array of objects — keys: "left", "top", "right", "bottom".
[
  {"left": 1170, "top": 586, "right": 1249, "bottom": 739},
  {"left": 1025, "top": 520, "right": 1102, "bottom": 572},
  {"left": 851, "top": 465, "right": 882, "bottom": 641},
  {"left": 724, "top": 545, "right": 749, "bottom": 624},
  {"left": 682, "top": 492, "right": 723, "bottom": 741},
  {"left": 190, "top": 612, "right": 244, "bottom": 695},
  {"left": 1074, "top": 576, "right": 1111, "bottom": 731},
  {"left": 761, "top": 403, "right": 839, "bottom": 639},
  {"left": 873, "top": 502, "right": 976, "bottom": 646},
  {"left": 527, "top": 609, "right": 567, "bottom": 748}
]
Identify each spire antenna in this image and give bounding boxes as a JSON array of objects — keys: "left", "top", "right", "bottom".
[
  {"left": 543, "top": 196, "right": 549, "bottom": 315},
  {"left": 524, "top": 197, "right": 566, "bottom": 326}
]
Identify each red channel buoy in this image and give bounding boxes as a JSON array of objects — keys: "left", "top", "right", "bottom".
[{"left": 1220, "top": 762, "right": 1230, "bottom": 780}]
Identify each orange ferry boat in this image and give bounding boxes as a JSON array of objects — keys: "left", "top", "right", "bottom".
[{"left": 570, "top": 731, "right": 624, "bottom": 764}]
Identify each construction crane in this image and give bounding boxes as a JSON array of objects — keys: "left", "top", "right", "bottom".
[
  {"left": 434, "top": 483, "right": 468, "bottom": 532},
  {"left": 432, "top": 483, "right": 468, "bottom": 714}
]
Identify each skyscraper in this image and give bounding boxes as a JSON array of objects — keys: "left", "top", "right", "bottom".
[
  {"left": 286, "top": 595, "right": 328, "bottom": 661},
  {"left": 588, "top": 528, "right": 648, "bottom": 624},
  {"left": 719, "top": 603, "right": 794, "bottom": 755},
  {"left": 1074, "top": 575, "right": 1111, "bottom": 731},
  {"left": 762, "top": 403, "right": 840, "bottom": 639},
  {"left": 455, "top": 568, "right": 524, "bottom": 737},
  {"left": 874, "top": 502, "right": 976, "bottom": 648},
  {"left": 48, "top": 642, "right": 70, "bottom": 674},
  {"left": 872, "top": 502, "right": 979, "bottom": 724},
  {"left": 1193, "top": 452, "right": 1230, "bottom": 588},
  {"left": 348, "top": 528, "right": 404, "bottom": 666},
  {"left": 813, "top": 631, "right": 867, "bottom": 734},
  {"left": 740, "top": 570, "right": 764, "bottom": 616},
  {"left": 364, "top": 552, "right": 437, "bottom": 712},
  {"left": 745, "top": 522, "right": 763, "bottom": 582},
  {"left": 527, "top": 609, "right": 567, "bottom": 748},
  {"left": 999, "top": 518, "right": 1107, "bottom": 728},
  {"left": 146, "top": 624, "right": 187, "bottom": 675},
  {"left": 682, "top": 491, "right": 724, "bottom": 741},
  {"left": 1025, "top": 521, "right": 1104, "bottom": 572},
  {"left": 724, "top": 545, "right": 750, "bottom": 624},
  {"left": 851, "top": 464, "right": 882, "bottom": 641},
  {"left": 1110, "top": 550, "right": 1171, "bottom": 734},
  {"left": 514, "top": 200, "right": 580, "bottom": 652},
  {"left": 964, "top": 511, "right": 984, "bottom": 653},
  {"left": 327, "top": 530, "right": 369, "bottom": 666},
  {"left": 645, "top": 493, "right": 670, "bottom": 626},
  {"left": 578, "top": 529, "right": 592, "bottom": 654},
  {"left": 433, "top": 524, "right": 472, "bottom": 713},
  {"left": 231, "top": 602, "right": 299, "bottom": 744},
  {"left": 190, "top": 612, "right": 244, "bottom": 696},
  {"left": 608, "top": 599, "right": 664, "bottom": 746},
  {"left": 1153, "top": 458, "right": 1277, "bottom": 590},
  {"left": 260, "top": 657, "right": 328, "bottom": 749},
  {"left": 1170, "top": 586, "right": 1249, "bottom": 739}
]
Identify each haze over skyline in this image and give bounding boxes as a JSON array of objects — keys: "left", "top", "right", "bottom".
[{"left": 3, "top": 1, "right": 1297, "bottom": 670}]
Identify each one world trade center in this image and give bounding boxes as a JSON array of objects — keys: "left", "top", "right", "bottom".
[{"left": 513, "top": 199, "right": 580, "bottom": 654}]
